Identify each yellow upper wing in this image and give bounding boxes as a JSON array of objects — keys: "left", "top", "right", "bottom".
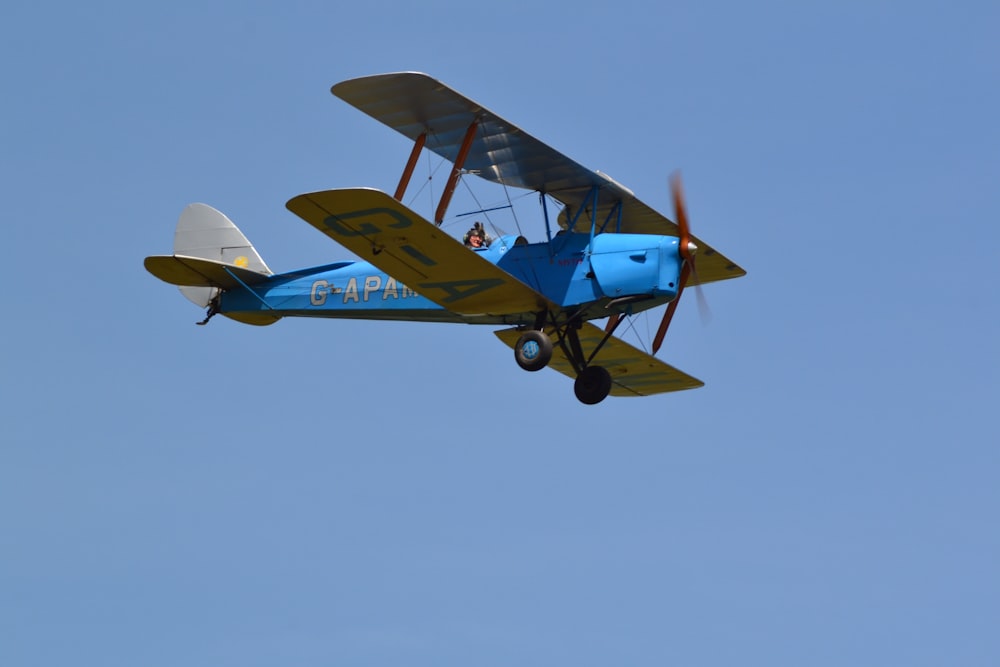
[
  {"left": 286, "top": 188, "right": 552, "bottom": 316},
  {"left": 495, "top": 322, "right": 704, "bottom": 396}
]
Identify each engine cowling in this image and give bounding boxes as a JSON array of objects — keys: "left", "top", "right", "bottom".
[{"left": 588, "top": 233, "right": 683, "bottom": 300}]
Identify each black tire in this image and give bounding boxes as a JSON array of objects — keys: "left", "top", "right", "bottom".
[
  {"left": 514, "top": 330, "right": 553, "bottom": 372},
  {"left": 574, "top": 365, "right": 612, "bottom": 404}
]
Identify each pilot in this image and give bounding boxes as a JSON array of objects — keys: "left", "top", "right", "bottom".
[{"left": 463, "top": 221, "right": 491, "bottom": 248}]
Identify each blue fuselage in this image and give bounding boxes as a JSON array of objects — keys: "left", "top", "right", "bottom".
[{"left": 220, "top": 232, "right": 685, "bottom": 325}]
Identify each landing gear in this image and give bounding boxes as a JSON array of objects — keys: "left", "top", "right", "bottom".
[
  {"left": 574, "top": 365, "right": 612, "bottom": 405},
  {"left": 514, "top": 308, "right": 624, "bottom": 405},
  {"left": 514, "top": 329, "right": 553, "bottom": 371}
]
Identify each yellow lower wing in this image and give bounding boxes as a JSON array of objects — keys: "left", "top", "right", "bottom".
[
  {"left": 495, "top": 322, "right": 704, "bottom": 396},
  {"left": 286, "top": 188, "right": 551, "bottom": 316}
]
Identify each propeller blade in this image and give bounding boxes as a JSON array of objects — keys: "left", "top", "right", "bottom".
[
  {"left": 671, "top": 172, "right": 692, "bottom": 264},
  {"left": 652, "top": 172, "right": 699, "bottom": 355},
  {"left": 652, "top": 263, "right": 690, "bottom": 354},
  {"left": 694, "top": 281, "right": 713, "bottom": 325},
  {"left": 685, "top": 253, "right": 713, "bottom": 326}
]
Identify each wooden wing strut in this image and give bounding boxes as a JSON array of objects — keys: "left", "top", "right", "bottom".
[
  {"left": 434, "top": 121, "right": 477, "bottom": 224},
  {"left": 394, "top": 132, "right": 426, "bottom": 201}
]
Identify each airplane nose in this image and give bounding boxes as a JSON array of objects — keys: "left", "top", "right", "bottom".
[{"left": 686, "top": 240, "right": 698, "bottom": 255}]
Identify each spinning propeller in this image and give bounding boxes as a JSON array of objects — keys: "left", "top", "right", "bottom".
[{"left": 651, "top": 172, "right": 708, "bottom": 354}]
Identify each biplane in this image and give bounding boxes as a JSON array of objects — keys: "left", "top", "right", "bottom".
[{"left": 145, "top": 72, "right": 745, "bottom": 404}]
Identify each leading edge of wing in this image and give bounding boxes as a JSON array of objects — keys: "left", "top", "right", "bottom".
[
  {"left": 285, "top": 187, "right": 552, "bottom": 316},
  {"left": 495, "top": 322, "right": 704, "bottom": 397}
]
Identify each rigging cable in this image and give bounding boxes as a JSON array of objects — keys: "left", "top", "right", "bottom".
[{"left": 404, "top": 148, "right": 446, "bottom": 219}]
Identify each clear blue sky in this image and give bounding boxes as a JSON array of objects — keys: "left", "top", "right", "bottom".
[{"left": 3, "top": 1, "right": 998, "bottom": 665}]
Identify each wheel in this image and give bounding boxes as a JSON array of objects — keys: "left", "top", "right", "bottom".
[
  {"left": 574, "top": 365, "right": 612, "bottom": 404},
  {"left": 514, "top": 330, "right": 553, "bottom": 372}
]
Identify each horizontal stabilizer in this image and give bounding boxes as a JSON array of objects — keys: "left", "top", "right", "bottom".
[{"left": 144, "top": 255, "right": 271, "bottom": 289}]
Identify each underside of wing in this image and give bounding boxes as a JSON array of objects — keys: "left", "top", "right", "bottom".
[
  {"left": 332, "top": 72, "right": 745, "bottom": 286},
  {"left": 286, "top": 187, "right": 553, "bottom": 317},
  {"left": 495, "top": 322, "right": 703, "bottom": 396},
  {"left": 332, "top": 72, "right": 607, "bottom": 196}
]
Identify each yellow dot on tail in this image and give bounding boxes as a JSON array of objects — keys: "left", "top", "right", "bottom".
[{"left": 234, "top": 256, "right": 249, "bottom": 268}]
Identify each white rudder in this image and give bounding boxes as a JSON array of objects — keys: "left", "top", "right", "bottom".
[{"left": 171, "top": 203, "right": 273, "bottom": 307}]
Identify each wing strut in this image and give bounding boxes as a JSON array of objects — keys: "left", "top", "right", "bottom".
[
  {"left": 394, "top": 132, "right": 426, "bottom": 201},
  {"left": 434, "top": 121, "right": 478, "bottom": 224}
]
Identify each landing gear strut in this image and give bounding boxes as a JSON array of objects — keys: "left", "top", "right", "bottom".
[{"left": 514, "top": 309, "right": 622, "bottom": 405}]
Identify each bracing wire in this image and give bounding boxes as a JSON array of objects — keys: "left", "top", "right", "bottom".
[
  {"left": 497, "top": 177, "right": 523, "bottom": 240},
  {"left": 404, "top": 151, "right": 446, "bottom": 219},
  {"left": 456, "top": 173, "right": 530, "bottom": 238},
  {"left": 609, "top": 312, "right": 652, "bottom": 355}
]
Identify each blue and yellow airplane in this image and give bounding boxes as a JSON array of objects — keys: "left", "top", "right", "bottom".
[{"left": 145, "top": 72, "right": 745, "bottom": 404}]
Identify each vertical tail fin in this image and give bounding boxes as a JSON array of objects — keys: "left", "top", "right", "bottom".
[{"left": 172, "top": 203, "right": 272, "bottom": 307}]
